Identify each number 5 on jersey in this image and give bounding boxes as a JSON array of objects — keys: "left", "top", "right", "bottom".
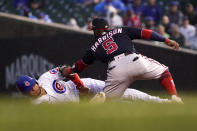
[{"left": 102, "top": 38, "right": 118, "bottom": 55}]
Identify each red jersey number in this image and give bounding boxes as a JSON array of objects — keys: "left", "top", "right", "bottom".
[{"left": 102, "top": 38, "right": 118, "bottom": 55}]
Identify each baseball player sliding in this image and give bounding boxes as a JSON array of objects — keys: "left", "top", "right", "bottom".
[
  {"left": 16, "top": 67, "right": 171, "bottom": 104},
  {"left": 61, "top": 18, "right": 183, "bottom": 103}
]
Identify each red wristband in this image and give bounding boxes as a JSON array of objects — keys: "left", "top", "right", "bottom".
[
  {"left": 141, "top": 29, "right": 152, "bottom": 39},
  {"left": 71, "top": 73, "right": 84, "bottom": 89},
  {"left": 165, "top": 38, "right": 170, "bottom": 44},
  {"left": 66, "top": 67, "right": 72, "bottom": 74}
]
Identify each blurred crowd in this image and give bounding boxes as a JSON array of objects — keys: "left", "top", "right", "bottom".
[
  {"left": 14, "top": 0, "right": 52, "bottom": 23},
  {"left": 13, "top": 0, "right": 197, "bottom": 50},
  {"left": 78, "top": 0, "right": 197, "bottom": 50}
]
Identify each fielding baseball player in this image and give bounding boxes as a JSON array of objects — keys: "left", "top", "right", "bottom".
[
  {"left": 61, "top": 18, "right": 183, "bottom": 103},
  {"left": 16, "top": 67, "right": 171, "bottom": 104}
]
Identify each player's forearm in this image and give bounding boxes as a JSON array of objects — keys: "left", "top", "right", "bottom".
[
  {"left": 141, "top": 29, "right": 169, "bottom": 43},
  {"left": 68, "top": 73, "right": 91, "bottom": 95},
  {"left": 60, "top": 60, "right": 89, "bottom": 79},
  {"left": 68, "top": 73, "right": 84, "bottom": 89},
  {"left": 141, "top": 29, "right": 179, "bottom": 50},
  {"left": 72, "top": 59, "right": 89, "bottom": 73}
]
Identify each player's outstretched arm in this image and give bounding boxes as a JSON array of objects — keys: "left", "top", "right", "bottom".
[
  {"left": 59, "top": 65, "right": 90, "bottom": 94},
  {"left": 141, "top": 29, "right": 179, "bottom": 50},
  {"left": 59, "top": 59, "right": 89, "bottom": 77},
  {"left": 69, "top": 73, "right": 92, "bottom": 98}
]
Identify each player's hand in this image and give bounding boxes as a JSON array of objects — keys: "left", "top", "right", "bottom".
[
  {"left": 79, "top": 86, "right": 91, "bottom": 95},
  {"left": 59, "top": 65, "right": 72, "bottom": 77},
  {"left": 167, "top": 40, "right": 179, "bottom": 50}
]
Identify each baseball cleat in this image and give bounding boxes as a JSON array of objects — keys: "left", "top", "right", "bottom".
[
  {"left": 90, "top": 92, "right": 106, "bottom": 104},
  {"left": 171, "top": 95, "right": 184, "bottom": 104}
]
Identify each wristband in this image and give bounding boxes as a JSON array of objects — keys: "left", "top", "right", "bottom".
[{"left": 165, "top": 38, "right": 170, "bottom": 44}]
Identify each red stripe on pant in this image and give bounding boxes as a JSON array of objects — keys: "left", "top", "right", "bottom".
[{"left": 159, "top": 70, "right": 177, "bottom": 96}]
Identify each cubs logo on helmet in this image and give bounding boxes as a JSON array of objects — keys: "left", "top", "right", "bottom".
[
  {"left": 49, "top": 68, "right": 59, "bottom": 74},
  {"left": 24, "top": 81, "right": 30, "bottom": 86},
  {"left": 52, "top": 80, "right": 66, "bottom": 93}
]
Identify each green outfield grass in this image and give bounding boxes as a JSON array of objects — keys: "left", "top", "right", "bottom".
[{"left": 0, "top": 94, "right": 197, "bottom": 131}]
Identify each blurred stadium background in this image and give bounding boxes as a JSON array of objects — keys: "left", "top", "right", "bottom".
[{"left": 0, "top": 0, "right": 197, "bottom": 131}]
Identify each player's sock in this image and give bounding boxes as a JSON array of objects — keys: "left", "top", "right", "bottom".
[{"left": 159, "top": 70, "right": 177, "bottom": 96}]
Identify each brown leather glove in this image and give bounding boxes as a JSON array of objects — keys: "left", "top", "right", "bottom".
[{"left": 59, "top": 65, "right": 73, "bottom": 77}]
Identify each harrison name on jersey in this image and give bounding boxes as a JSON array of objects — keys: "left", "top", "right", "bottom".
[{"left": 91, "top": 28, "right": 123, "bottom": 52}]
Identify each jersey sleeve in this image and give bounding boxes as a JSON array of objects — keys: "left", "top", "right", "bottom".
[
  {"left": 72, "top": 49, "right": 95, "bottom": 73},
  {"left": 32, "top": 95, "right": 53, "bottom": 104},
  {"left": 82, "top": 49, "right": 95, "bottom": 65},
  {"left": 38, "top": 67, "right": 65, "bottom": 84},
  {"left": 123, "top": 27, "right": 142, "bottom": 39},
  {"left": 141, "top": 29, "right": 169, "bottom": 43},
  {"left": 123, "top": 27, "right": 169, "bottom": 43},
  {"left": 81, "top": 78, "right": 105, "bottom": 94}
]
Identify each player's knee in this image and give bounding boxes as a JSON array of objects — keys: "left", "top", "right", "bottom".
[{"left": 159, "top": 70, "right": 172, "bottom": 81}]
